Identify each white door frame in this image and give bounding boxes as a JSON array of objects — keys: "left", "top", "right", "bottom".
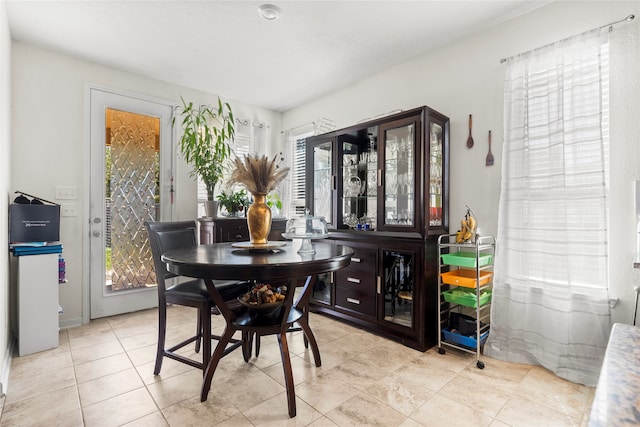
[{"left": 83, "top": 84, "right": 176, "bottom": 321}]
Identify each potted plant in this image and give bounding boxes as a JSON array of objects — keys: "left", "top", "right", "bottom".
[
  {"left": 266, "top": 191, "right": 283, "bottom": 217},
  {"left": 217, "top": 189, "right": 250, "bottom": 216},
  {"left": 172, "top": 96, "right": 235, "bottom": 217}
]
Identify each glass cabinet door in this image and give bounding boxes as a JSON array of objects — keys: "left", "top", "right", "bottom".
[
  {"left": 312, "top": 272, "right": 332, "bottom": 305},
  {"left": 382, "top": 250, "right": 415, "bottom": 328},
  {"left": 341, "top": 130, "right": 378, "bottom": 230},
  {"left": 429, "top": 122, "right": 444, "bottom": 227},
  {"left": 309, "top": 139, "right": 334, "bottom": 227},
  {"left": 380, "top": 117, "right": 418, "bottom": 231}
]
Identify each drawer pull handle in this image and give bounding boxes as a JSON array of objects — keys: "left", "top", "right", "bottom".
[
  {"left": 347, "top": 277, "right": 361, "bottom": 284},
  {"left": 234, "top": 234, "right": 243, "bottom": 239},
  {"left": 346, "top": 297, "right": 361, "bottom": 305},
  {"left": 351, "top": 257, "right": 361, "bottom": 263}
]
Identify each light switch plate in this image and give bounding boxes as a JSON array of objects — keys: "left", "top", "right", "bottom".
[
  {"left": 55, "top": 186, "right": 77, "bottom": 200},
  {"left": 60, "top": 204, "right": 78, "bottom": 217}
]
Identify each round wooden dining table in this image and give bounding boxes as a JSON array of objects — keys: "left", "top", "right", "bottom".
[{"left": 161, "top": 240, "right": 353, "bottom": 416}]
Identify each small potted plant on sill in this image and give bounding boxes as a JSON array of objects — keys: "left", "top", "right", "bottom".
[
  {"left": 217, "top": 189, "right": 250, "bottom": 217},
  {"left": 172, "top": 96, "right": 235, "bottom": 217}
]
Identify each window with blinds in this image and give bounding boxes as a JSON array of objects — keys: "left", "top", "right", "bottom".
[
  {"left": 290, "top": 132, "right": 313, "bottom": 215},
  {"left": 286, "top": 119, "right": 335, "bottom": 216},
  {"left": 196, "top": 120, "right": 259, "bottom": 217}
]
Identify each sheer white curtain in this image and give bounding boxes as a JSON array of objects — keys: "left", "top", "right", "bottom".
[{"left": 486, "top": 28, "right": 611, "bottom": 386}]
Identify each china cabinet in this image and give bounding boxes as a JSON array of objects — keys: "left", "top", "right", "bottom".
[{"left": 305, "top": 106, "right": 449, "bottom": 350}]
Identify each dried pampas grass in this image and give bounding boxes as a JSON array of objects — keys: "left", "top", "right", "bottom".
[{"left": 228, "top": 153, "right": 290, "bottom": 195}]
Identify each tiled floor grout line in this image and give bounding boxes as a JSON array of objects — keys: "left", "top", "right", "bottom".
[
  {"left": 110, "top": 319, "right": 165, "bottom": 427},
  {"left": 1, "top": 307, "right": 596, "bottom": 427}
]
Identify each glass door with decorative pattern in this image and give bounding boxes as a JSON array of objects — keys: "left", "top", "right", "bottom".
[
  {"left": 306, "top": 137, "right": 335, "bottom": 228},
  {"left": 89, "top": 88, "right": 174, "bottom": 318}
]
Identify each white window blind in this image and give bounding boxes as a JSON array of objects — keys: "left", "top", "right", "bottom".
[
  {"left": 196, "top": 119, "right": 261, "bottom": 217},
  {"left": 291, "top": 133, "right": 312, "bottom": 215},
  {"left": 285, "top": 119, "right": 335, "bottom": 216}
]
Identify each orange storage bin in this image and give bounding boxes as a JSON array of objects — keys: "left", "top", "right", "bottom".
[{"left": 440, "top": 269, "right": 493, "bottom": 288}]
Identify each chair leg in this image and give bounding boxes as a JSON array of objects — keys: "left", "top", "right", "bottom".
[
  {"left": 195, "top": 307, "right": 202, "bottom": 354},
  {"left": 277, "top": 333, "right": 296, "bottom": 418},
  {"left": 154, "top": 303, "right": 167, "bottom": 375},
  {"left": 255, "top": 333, "right": 261, "bottom": 357},
  {"left": 201, "top": 326, "right": 235, "bottom": 402},
  {"left": 242, "top": 331, "right": 252, "bottom": 362}
]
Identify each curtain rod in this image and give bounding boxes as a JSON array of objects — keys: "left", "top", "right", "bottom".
[
  {"left": 499, "top": 13, "right": 635, "bottom": 63},
  {"left": 236, "top": 118, "right": 267, "bottom": 128}
]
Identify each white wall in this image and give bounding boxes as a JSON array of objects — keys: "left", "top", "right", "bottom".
[
  {"left": 283, "top": 1, "right": 640, "bottom": 325},
  {"left": 0, "top": 0, "right": 12, "bottom": 395},
  {"left": 6, "top": 0, "right": 640, "bottom": 339},
  {"left": 10, "top": 43, "right": 281, "bottom": 327}
]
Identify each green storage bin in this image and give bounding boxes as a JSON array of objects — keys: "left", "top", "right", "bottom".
[
  {"left": 440, "top": 251, "right": 493, "bottom": 268},
  {"left": 442, "top": 287, "right": 492, "bottom": 308}
]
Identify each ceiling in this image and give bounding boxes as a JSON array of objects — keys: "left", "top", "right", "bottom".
[{"left": 6, "top": 1, "right": 548, "bottom": 112}]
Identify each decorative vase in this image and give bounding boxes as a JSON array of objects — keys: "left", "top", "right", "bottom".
[
  {"left": 247, "top": 193, "right": 272, "bottom": 244},
  {"left": 204, "top": 200, "right": 219, "bottom": 218}
]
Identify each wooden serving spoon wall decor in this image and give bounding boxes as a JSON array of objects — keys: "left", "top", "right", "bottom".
[
  {"left": 466, "top": 114, "right": 474, "bottom": 148},
  {"left": 486, "top": 130, "right": 494, "bottom": 166}
]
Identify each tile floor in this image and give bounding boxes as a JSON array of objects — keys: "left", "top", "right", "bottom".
[{"left": 0, "top": 305, "right": 595, "bottom": 426}]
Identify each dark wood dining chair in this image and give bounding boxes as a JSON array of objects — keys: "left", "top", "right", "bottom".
[
  {"left": 145, "top": 220, "right": 248, "bottom": 375},
  {"left": 248, "top": 280, "right": 320, "bottom": 366},
  {"left": 200, "top": 275, "right": 321, "bottom": 417}
]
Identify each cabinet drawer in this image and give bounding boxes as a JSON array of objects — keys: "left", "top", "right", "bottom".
[
  {"left": 335, "top": 286, "right": 376, "bottom": 318},
  {"left": 220, "top": 226, "right": 249, "bottom": 242},
  {"left": 335, "top": 247, "right": 376, "bottom": 292}
]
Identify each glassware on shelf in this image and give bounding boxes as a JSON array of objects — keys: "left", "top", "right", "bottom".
[
  {"left": 368, "top": 133, "right": 377, "bottom": 151},
  {"left": 345, "top": 175, "right": 362, "bottom": 197},
  {"left": 367, "top": 170, "right": 377, "bottom": 195},
  {"left": 343, "top": 213, "right": 358, "bottom": 229}
]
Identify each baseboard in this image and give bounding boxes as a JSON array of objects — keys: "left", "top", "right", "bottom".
[
  {"left": 59, "top": 317, "right": 83, "bottom": 330},
  {"left": 0, "top": 335, "right": 15, "bottom": 397}
]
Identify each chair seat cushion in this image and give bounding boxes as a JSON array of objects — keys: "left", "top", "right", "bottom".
[
  {"left": 166, "top": 279, "right": 209, "bottom": 301},
  {"left": 166, "top": 278, "right": 250, "bottom": 302}
]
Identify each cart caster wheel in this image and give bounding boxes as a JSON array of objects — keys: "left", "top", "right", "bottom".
[
  {"left": 476, "top": 360, "right": 485, "bottom": 369},
  {"left": 438, "top": 347, "right": 445, "bottom": 355}
]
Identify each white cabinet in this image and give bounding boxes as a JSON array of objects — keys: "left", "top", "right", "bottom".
[{"left": 15, "top": 253, "right": 59, "bottom": 356}]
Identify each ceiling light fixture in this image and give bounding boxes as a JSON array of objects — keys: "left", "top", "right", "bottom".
[{"left": 258, "top": 4, "right": 281, "bottom": 21}]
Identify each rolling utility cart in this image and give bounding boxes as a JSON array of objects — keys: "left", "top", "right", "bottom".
[{"left": 437, "top": 234, "right": 495, "bottom": 369}]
